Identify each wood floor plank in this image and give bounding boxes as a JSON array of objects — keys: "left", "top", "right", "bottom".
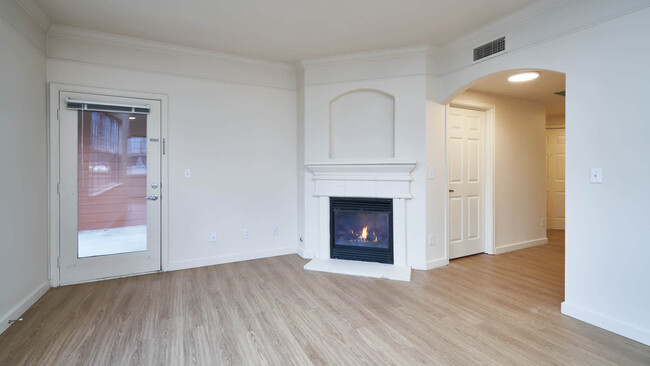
[{"left": 1, "top": 230, "right": 649, "bottom": 365}]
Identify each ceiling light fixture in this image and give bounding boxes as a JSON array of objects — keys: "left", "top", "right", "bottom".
[
  {"left": 129, "top": 116, "right": 136, "bottom": 120},
  {"left": 508, "top": 72, "right": 539, "bottom": 82}
]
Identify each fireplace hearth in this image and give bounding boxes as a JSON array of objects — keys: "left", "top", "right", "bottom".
[{"left": 330, "top": 197, "right": 393, "bottom": 264}]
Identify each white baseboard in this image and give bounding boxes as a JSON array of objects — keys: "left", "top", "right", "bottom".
[
  {"left": 168, "top": 246, "right": 297, "bottom": 271},
  {"left": 495, "top": 237, "right": 547, "bottom": 254},
  {"left": 0, "top": 281, "right": 50, "bottom": 335},
  {"left": 562, "top": 301, "right": 650, "bottom": 346},
  {"left": 411, "top": 257, "right": 449, "bottom": 270}
]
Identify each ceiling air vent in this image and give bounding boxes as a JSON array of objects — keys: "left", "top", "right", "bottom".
[{"left": 473, "top": 37, "right": 506, "bottom": 62}]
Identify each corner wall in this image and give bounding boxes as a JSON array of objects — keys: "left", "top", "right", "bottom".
[
  {"left": 0, "top": 0, "right": 49, "bottom": 335},
  {"left": 300, "top": 47, "right": 431, "bottom": 269}
]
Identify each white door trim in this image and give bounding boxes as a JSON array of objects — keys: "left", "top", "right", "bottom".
[
  {"left": 445, "top": 100, "right": 496, "bottom": 256},
  {"left": 48, "top": 83, "right": 169, "bottom": 286}
]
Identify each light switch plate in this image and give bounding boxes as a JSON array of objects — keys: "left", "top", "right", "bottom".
[
  {"left": 590, "top": 168, "right": 602, "bottom": 184},
  {"left": 184, "top": 168, "right": 191, "bottom": 179},
  {"left": 427, "top": 167, "right": 436, "bottom": 179}
]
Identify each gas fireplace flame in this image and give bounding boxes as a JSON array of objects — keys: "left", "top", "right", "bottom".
[{"left": 349, "top": 226, "right": 379, "bottom": 243}]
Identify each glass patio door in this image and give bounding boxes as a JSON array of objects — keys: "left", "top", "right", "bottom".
[{"left": 58, "top": 92, "right": 161, "bottom": 284}]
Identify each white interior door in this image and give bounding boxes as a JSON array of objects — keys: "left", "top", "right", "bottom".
[
  {"left": 59, "top": 92, "right": 161, "bottom": 284},
  {"left": 448, "top": 106, "right": 485, "bottom": 259},
  {"left": 546, "top": 128, "right": 566, "bottom": 230}
]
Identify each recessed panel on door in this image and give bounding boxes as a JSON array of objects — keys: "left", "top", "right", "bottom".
[
  {"left": 449, "top": 138, "right": 464, "bottom": 183},
  {"left": 467, "top": 195, "right": 480, "bottom": 239},
  {"left": 450, "top": 197, "right": 463, "bottom": 243}
]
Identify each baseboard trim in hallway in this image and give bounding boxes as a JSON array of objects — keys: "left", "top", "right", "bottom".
[{"left": 494, "top": 237, "right": 548, "bottom": 254}]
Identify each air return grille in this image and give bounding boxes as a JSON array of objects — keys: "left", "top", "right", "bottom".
[{"left": 473, "top": 37, "right": 506, "bottom": 62}]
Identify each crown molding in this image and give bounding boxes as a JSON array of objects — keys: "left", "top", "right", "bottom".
[
  {"left": 301, "top": 44, "right": 434, "bottom": 68},
  {"left": 15, "top": 0, "right": 50, "bottom": 30},
  {"left": 48, "top": 25, "right": 296, "bottom": 71}
]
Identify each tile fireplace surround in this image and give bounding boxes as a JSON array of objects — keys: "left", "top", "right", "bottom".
[{"left": 304, "top": 161, "right": 416, "bottom": 281}]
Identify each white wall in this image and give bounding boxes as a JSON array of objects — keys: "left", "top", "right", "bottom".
[
  {"left": 329, "top": 90, "right": 395, "bottom": 159},
  {"left": 432, "top": 2, "right": 650, "bottom": 346},
  {"left": 425, "top": 79, "right": 447, "bottom": 268},
  {"left": 454, "top": 91, "right": 547, "bottom": 253},
  {"left": 546, "top": 115, "right": 565, "bottom": 128},
  {"left": 0, "top": 0, "right": 49, "bottom": 334},
  {"left": 46, "top": 28, "right": 299, "bottom": 272}
]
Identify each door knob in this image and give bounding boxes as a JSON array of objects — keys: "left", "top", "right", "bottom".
[
  {"left": 449, "top": 189, "right": 455, "bottom": 193},
  {"left": 145, "top": 195, "right": 158, "bottom": 201}
]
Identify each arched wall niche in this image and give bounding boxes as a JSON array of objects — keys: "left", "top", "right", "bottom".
[{"left": 329, "top": 89, "right": 395, "bottom": 159}]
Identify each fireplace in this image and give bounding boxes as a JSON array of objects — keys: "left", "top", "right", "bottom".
[{"left": 330, "top": 197, "right": 393, "bottom": 264}]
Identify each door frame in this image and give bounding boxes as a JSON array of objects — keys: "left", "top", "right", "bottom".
[
  {"left": 445, "top": 100, "right": 496, "bottom": 257},
  {"left": 48, "top": 83, "right": 169, "bottom": 286}
]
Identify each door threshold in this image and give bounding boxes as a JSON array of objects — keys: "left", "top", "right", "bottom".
[{"left": 58, "top": 269, "right": 162, "bottom": 287}]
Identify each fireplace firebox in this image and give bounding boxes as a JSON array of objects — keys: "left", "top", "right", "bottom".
[{"left": 330, "top": 197, "right": 393, "bottom": 264}]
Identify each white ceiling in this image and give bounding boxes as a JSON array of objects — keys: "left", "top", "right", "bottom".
[
  {"left": 34, "top": 0, "right": 539, "bottom": 62},
  {"left": 469, "top": 70, "right": 566, "bottom": 116}
]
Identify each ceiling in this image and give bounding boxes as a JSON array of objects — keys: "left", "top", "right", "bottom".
[
  {"left": 469, "top": 70, "right": 566, "bottom": 116},
  {"left": 34, "top": 0, "right": 539, "bottom": 62}
]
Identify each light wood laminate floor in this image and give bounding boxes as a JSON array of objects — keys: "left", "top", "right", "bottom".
[{"left": 1, "top": 230, "right": 649, "bottom": 365}]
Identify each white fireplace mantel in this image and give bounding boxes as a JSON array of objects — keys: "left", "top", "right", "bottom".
[
  {"left": 305, "top": 160, "right": 416, "bottom": 199},
  {"left": 304, "top": 160, "right": 416, "bottom": 281}
]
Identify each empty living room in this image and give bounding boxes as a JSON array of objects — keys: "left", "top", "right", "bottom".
[{"left": 1, "top": 0, "right": 650, "bottom": 364}]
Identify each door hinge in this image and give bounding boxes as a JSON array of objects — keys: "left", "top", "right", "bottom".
[
  {"left": 56, "top": 109, "right": 61, "bottom": 121},
  {"left": 57, "top": 257, "right": 61, "bottom": 268},
  {"left": 56, "top": 183, "right": 60, "bottom": 195},
  {"left": 162, "top": 138, "right": 166, "bottom": 155}
]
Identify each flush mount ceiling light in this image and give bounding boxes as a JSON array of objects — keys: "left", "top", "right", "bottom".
[{"left": 508, "top": 72, "right": 539, "bottom": 82}]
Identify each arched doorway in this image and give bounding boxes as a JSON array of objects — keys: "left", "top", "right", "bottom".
[{"left": 441, "top": 68, "right": 566, "bottom": 288}]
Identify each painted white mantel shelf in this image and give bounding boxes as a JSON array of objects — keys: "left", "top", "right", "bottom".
[
  {"left": 304, "top": 160, "right": 416, "bottom": 281},
  {"left": 305, "top": 160, "right": 416, "bottom": 199}
]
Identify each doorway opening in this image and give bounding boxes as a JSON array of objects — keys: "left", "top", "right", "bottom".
[{"left": 445, "top": 69, "right": 566, "bottom": 259}]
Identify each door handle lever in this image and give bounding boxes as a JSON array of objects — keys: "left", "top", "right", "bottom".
[
  {"left": 449, "top": 189, "right": 455, "bottom": 193},
  {"left": 145, "top": 195, "right": 158, "bottom": 201}
]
